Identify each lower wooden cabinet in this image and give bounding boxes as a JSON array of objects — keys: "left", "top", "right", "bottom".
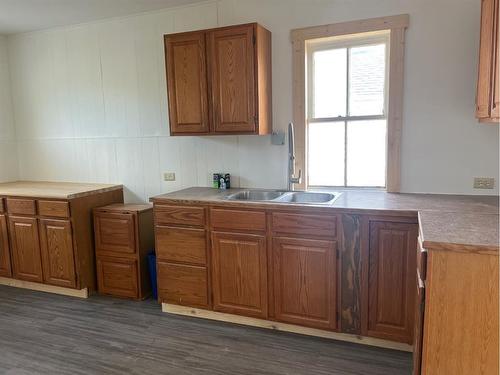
[
  {"left": 211, "top": 232, "right": 268, "bottom": 318},
  {"left": 8, "top": 216, "right": 43, "bottom": 283},
  {"left": 273, "top": 237, "right": 337, "bottom": 330},
  {"left": 362, "top": 220, "right": 418, "bottom": 344},
  {"left": 39, "top": 219, "right": 76, "bottom": 288},
  {"left": 94, "top": 204, "right": 154, "bottom": 300},
  {"left": 97, "top": 257, "right": 139, "bottom": 298},
  {"left": 157, "top": 261, "right": 208, "bottom": 308},
  {"left": 0, "top": 214, "right": 12, "bottom": 277}
]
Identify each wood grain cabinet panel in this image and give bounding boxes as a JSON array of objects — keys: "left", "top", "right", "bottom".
[
  {"left": 211, "top": 232, "right": 267, "bottom": 318},
  {"left": 38, "top": 200, "right": 70, "bottom": 218},
  {"left": 6, "top": 199, "right": 36, "bottom": 216},
  {"left": 273, "top": 237, "right": 337, "bottom": 330},
  {"left": 208, "top": 24, "right": 256, "bottom": 133},
  {"left": 164, "top": 23, "right": 272, "bottom": 135},
  {"left": 272, "top": 213, "right": 337, "bottom": 239},
  {"left": 97, "top": 257, "right": 139, "bottom": 299},
  {"left": 154, "top": 205, "right": 205, "bottom": 227},
  {"left": 8, "top": 216, "right": 43, "bottom": 283},
  {"left": 157, "top": 261, "right": 208, "bottom": 308},
  {"left": 0, "top": 215, "right": 12, "bottom": 277},
  {"left": 210, "top": 208, "right": 266, "bottom": 233},
  {"left": 39, "top": 219, "right": 76, "bottom": 288},
  {"left": 155, "top": 226, "right": 206, "bottom": 265},
  {"left": 165, "top": 31, "right": 209, "bottom": 134},
  {"left": 94, "top": 212, "right": 136, "bottom": 255},
  {"left": 476, "top": 0, "right": 499, "bottom": 122},
  {"left": 363, "top": 221, "right": 417, "bottom": 344}
]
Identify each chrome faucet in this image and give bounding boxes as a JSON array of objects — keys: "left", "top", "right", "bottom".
[{"left": 287, "top": 122, "right": 302, "bottom": 191}]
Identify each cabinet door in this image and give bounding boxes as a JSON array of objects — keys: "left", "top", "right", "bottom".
[
  {"left": 8, "top": 216, "right": 43, "bottom": 283},
  {"left": 165, "top": 31, "right": 209, "bottom": 134},
  {"left": 363, "top": 221, "right": 417, "bottom": 343},
  {"left": 39, "top": 219, "right": 76, "bottom": 288},
  {"left": 491, "top": 0, "right": 500, "bottom": 119},
  {"left": 208, "top": 24, "right": 256, "bottom": 133},
  {"left": 0, "top": 215, "right": 12, "bottom": 277},
  {"left": 211, "top": 232, "right": 267, "bottom": 318},
  {"left": 477, "top": 0, "right": 496, "bottom": 118},
  {"left": 94, "top": 212, "right": 136, "bottom": 256},
  {"left": 97, "top": 257, "right": 138, "bottom": 299},
  {"left": 273, "top": 237, "right": 337, "bottom": 330}
]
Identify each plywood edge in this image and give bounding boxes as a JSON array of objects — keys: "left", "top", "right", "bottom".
[
  {"left": 0, "top": 277, "right": 89, "bottom": 299},
  {"left": 162, "top": 303, "right": 413, "bottom": 352}
]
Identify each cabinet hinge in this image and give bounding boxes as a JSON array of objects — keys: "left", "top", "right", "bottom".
[{"left": 253, "top": 34, "right": 256, "bottom": 45}]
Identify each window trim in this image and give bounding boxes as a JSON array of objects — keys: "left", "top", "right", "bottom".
[{"left": 291, "top": 14, "right": 409, "bottom": 192}]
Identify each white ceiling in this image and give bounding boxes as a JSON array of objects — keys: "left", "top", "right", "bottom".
[{"left": 0, "top": 0, "right": 202, "bottom": 35}]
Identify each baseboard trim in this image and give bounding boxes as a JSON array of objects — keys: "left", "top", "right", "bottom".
[
  {"left": 0, "top": 277, "right": 89, "bottom": 299},
  {"left": 162, "top": 303, "right": 413, "bottom": 352}
]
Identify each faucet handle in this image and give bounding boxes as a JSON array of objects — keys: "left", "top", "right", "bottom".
[{"left": 291, "top": 169, "right": 302, "bottom": 184}]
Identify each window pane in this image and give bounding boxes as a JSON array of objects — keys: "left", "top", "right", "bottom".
[
  {"left": 346, "top": 120, "right": 386, "bottom": 186},
  {"left": 313, "top": 48, "right": 347, "bottom": 118},
  {"left": 349, "top": 44, "right": 385, "bottom": 116},
  {"left": 308, "top": 122, "right": 345, "bottom": 186}
]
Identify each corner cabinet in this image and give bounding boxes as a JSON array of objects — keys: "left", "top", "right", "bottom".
[
  {"left": 476, "top": 0, "right": 499, "bottom": 122},
  {"left": 164, "top": 23, "right": 272, "bottom": 135}
]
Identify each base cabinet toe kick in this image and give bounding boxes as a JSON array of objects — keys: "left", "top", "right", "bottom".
[
  {"left": 0, "top": 188, "right": 124, "bottom": 297},
  {"left": 152, "top": 202, "right": 419, "bottom": 351}
]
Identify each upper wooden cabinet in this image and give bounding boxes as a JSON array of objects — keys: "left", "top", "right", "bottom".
[
  {"left": 164, "top": 23, "right": 272, "bottom": 135},
  {"left": 476, "top": 0, "right": 499, "bottom": 122}
]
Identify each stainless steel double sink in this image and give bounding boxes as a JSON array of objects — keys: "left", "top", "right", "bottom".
[{"left": 224, "top": 190, "right": 341, "bottom": 205}]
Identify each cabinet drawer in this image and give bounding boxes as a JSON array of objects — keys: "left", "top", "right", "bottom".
[
  {"left": 157, "top": 261, "right": 208, "bottom": 308},
  {"left": 97, "top": 257, "right": 139, "bottom": 298},
  {"left": 156, "top": 226, "right": 206, "bottom": 265},
  {"left": 210, "top": 208, "right": 266, "bottom": 232},
  {"left": 272, "top": 212, "right": 337, "bottom": 238},
  {"left": 94, "top": 212, "right": 136, "bottom": 255},
  {"left": 0, "top": 198, "right": 4, "bottom": 213},
  {"left": 38, "top": 200, "right": 70, "bottom": 218},
  {"left": 155, "top": 205, "right": 205, "bottom": 227},
  {"left": 417, "top": 236, "right": 427, "bottom": 281},
  {"left": 7, "top": 198, "right": 36, "bottom": 215}
]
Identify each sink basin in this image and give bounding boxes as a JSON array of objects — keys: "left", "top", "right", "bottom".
[
  {"left": 275, "top": 191, "right": 337, "bottom": 204},
  {"left": 225, "top": 190, "right": 287, "bottom": 201},
  {"left": 225, "top": 190, "right": 340, "bottom": 205}
]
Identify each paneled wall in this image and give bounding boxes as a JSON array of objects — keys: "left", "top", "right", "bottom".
[
  {"left": 0, "top": 36, "right": 17, "bottom": 182},
  {"left": 6, "top": 0, "right": 500, "bottom": 201}
]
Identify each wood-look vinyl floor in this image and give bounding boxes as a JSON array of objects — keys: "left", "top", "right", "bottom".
[{"left": 0, "top": 286, "right": 412, "bottom": 375}]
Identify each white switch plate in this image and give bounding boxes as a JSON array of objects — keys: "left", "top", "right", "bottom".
[
  {"left": 473, "top": 177, "right": 495, "bottom": 189},
  {"left": 163, "top": 172, "right": 176, "bottom": 181}
]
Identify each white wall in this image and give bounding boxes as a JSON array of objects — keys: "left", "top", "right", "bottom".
[
  {"left": 6, "top": 0, "right": 500, "bottom": 202},
  {"left": 0, "top": 36, "right": 17, "bottom": 182}
]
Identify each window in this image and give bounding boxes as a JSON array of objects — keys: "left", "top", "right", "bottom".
[
  {"left": 307, "top": 32, "right": 389, "bottom": 188},
  {"left": 291, "top": 15, "right": 409, "bottom": 192}
]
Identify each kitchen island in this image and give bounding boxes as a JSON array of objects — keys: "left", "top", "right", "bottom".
[{"left": 0, "top": 181, "right": 123, "bottom": 298}]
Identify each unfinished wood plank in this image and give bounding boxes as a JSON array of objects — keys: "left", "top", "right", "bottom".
[{"left": 0, "top": 277, "right": 88, "bottom": 298}]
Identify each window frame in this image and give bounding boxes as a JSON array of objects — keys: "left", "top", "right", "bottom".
[
  {"left": 291, "top": 15, "right": 409, "bottom": 192},
  {"left": 306, "top": 33, "right": 390, "bottom": 188}
]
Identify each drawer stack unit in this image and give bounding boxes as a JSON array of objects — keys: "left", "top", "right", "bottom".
[
  {"left": 94, "top": 204, "right": 154, "bottom": 299},
  {"left": 154, "top": 205, "right": 209, "bottom": 308}
]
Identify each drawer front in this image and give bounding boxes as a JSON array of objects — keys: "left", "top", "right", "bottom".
[
  {"left": 94, "top": 212, "right": 136, "bottom": 255},
  {"left": 272, "top": 212, "right": 337, "bottom": 238},
  {"left": 7, "top": 198, "right": 36, "bottom": 216},
  {"left": 417, "top": 236, "right": 427, "bottom": 281},
  {"left": 157, "top": 261, "right": 208, "bottom": 308},
  {"left": 38, "top": 200, "right": 70, "bottom": 218},
  {"left": 156, "top": 226, "right": 206, "bottom": 265},
  {"left": 97, "top": 257, "right": 139, "bottom": 298},
  {"left": 210, "top": 208, "right": 266, "bottom": 232},
  {"left": 155, "top": 205, "right": 205, "bottom": 227},
  {"left": 0, "top": 198, "right": 4, "bottom": 213}
]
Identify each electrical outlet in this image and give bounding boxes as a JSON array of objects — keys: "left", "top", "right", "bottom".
[
  {"left": 473, "top": 177, "right": 495, "bottom": 189},
  {"left": 163, "top": 172, "right": 176, "bottom": 182}
]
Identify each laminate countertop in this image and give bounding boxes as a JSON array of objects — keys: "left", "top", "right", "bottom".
[
  {"left": 0, "top": 181, "right": 123, "bottom": 199},
  {"left": 151, "top": 187, "right": 499, "bottom": 253}
]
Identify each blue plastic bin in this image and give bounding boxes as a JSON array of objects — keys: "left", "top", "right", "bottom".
[{"left": 147, "top": 251, "right": 158, "bottom": 300}]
